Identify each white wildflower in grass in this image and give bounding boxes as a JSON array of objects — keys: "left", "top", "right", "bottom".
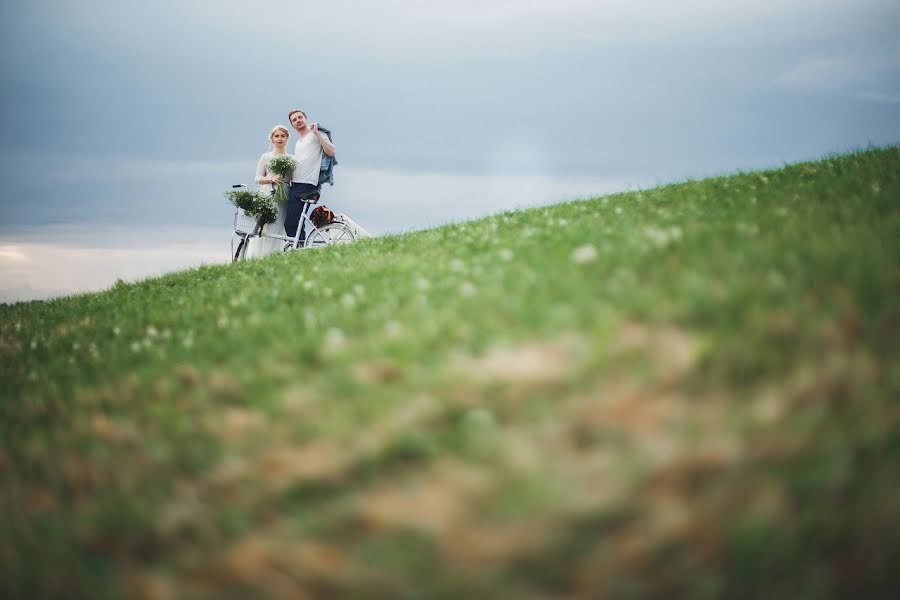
[
  {"left": 341, "top": 293, "right": 356, "bottom": 309},
  {"left": 113, "top": 326, "right": 120, "bottom": 336},
  {"left": 767, "top": 270, "right": 787, "bottom": 289},
  {"left": 644, "top": 226, "right": 683, "bottom": 248},
  {"left": 130, "top": 341, "right": 141, "bottom": 353},
  {"left": 354, "top": 284, "right": 365, "bottom": 296},
  {"left": 644, "top": 227, "right": 663, "bottom": 245},
  {"left": 303, "top": 280, "right": 314, "bottom": 290},
  {"left": 324, "top": 328, "right": 346, "bottom": 353},
  {"left": 384, "top": 320, "right": 405, "bottom": 339},
  {"left": 499, "top": 249, "right": 514, "bottom": 262},
  {"left": 737, "top": 222, "right": 759, "bottom": 236},
  {"left": 871, "top": 181, "right": 881, "bottom": 194},
  {"left": 459, "top": 281, "right": 477, "bottom": 297},
  {"left": 146, "top": 325, "right": 158, "bottom": 338},
  {"left": 450, "top": 259, "right": 465, "bottom": 272},
  {"left": 614, "top": 206, "right": 623, "bottom": 215},
  {"left": 416, "top": 277, "right": 430, "bottom": 291},
  {"left": 571, "top": 244, "right": 598, "bottom": 264},
  {"left": 464, "top": 407, "right": 495, "bottom": 429}
]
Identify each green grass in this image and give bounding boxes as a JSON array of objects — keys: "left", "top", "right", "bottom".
[{"left": 2, "top": 146, "right": 899, "bottom": 598}]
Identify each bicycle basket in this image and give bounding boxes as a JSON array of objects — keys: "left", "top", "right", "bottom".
[{"left": 234, "top": 210, "right": 259, "bottom": 235}]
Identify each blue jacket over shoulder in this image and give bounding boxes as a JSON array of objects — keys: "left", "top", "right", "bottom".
[{"left": 317, "top": 126, "right": 337, "bottom": 187}]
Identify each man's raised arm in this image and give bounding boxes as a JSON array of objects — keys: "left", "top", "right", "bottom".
[{"left": 311, "top": 123, "right": 336, "bottom": 157}]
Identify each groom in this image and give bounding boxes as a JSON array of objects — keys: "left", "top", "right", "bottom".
[{"left": 284, "top": 108, "right": 337, "bottom": 243}]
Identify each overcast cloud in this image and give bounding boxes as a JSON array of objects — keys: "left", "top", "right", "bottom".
[{"left": 1, "top": 0, "right": 898, "bottom": 301}]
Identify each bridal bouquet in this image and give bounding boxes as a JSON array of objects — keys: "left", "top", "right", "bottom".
[
  {"left": 224, "top": 189, "right": 277, "bottom": 225},
  {"left": 267, "top": 155, "right": 296, "bottom": 203}
]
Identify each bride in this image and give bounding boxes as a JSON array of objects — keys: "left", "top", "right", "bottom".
[{"left": 245, "top": 125, "right": 291, "bottom": 258}]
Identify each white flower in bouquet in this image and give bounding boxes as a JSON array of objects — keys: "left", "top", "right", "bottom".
[{"left": 267, "top": 155, "right": 296, "bottom": 203}]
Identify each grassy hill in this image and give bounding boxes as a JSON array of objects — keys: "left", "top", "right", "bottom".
[{"left": 2, "top": 146, "right": 899, "bottom": 598}]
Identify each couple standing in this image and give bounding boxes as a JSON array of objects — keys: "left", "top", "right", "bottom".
[{"left": 248, "top": 109, "right": 336, "bottom": 257}]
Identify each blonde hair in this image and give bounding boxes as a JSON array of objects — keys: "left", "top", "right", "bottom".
[{"left": 268, "top": 125, "right": 290, "bottom": 142}]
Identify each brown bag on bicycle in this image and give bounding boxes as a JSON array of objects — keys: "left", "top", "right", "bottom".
[{"left": 310, "top": 205, "right": 335, "bottom": 228}]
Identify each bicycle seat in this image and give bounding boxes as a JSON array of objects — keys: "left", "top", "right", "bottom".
[{"left": 298, "top": 191, "right": 320, "bottom": 203}]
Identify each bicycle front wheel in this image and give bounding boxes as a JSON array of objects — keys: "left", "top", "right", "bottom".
[{"left": 233, "top": 234, "right": 250, "bottom": 261}]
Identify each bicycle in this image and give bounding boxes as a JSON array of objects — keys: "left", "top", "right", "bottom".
[{"left": 230, "top": 184, "right": 357, "bottom": 261}]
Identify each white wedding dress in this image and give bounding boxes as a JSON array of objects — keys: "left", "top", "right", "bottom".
[{"left": 245, "top": 151, "right": 289, "bottom": 258}]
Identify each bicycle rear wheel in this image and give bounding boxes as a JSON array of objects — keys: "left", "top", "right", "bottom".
[{"left": 304, "top": 223, "right": 357, "bottom": 248}]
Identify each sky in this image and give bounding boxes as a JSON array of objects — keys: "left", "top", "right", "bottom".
[{"left": 1, "top": 0, "right": 898, "bottom": 302}]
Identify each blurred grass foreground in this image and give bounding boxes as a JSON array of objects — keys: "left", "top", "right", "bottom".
[{"left": 2, "top": 146, "right": 899, "bottom": 598}]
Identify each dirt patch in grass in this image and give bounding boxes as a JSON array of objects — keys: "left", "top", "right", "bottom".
[{"left": 455, "top": 335, "right": 590, "bottom": 386}]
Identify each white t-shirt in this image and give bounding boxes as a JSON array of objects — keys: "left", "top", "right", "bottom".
[{"left": 291, "top": 132, "right": 324, "bottom": 185}]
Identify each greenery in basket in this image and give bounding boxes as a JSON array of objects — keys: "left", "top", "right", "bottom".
[
  {"left": 267, "top": 154, "right": 296, "bottom": 203},
  {"left": 223, "top": 189, "right": 277, "bottom": 225}
]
